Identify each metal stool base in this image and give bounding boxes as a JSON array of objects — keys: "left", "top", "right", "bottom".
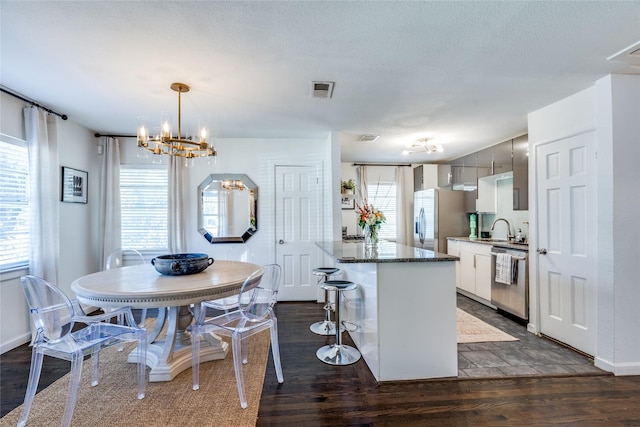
[
  {"left": 309, "top": 320, "right": 336, "bottom": 336},
  {"left": 316, "top": 344, "right": 361, "bottom": 365}
]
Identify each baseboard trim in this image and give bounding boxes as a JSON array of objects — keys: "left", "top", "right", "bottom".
[
  {"left": 0, "top": 332, "right": 30, "bottom": 355},
  {"left": 595, "top": 357, "right": 640, "bottom": 376}
]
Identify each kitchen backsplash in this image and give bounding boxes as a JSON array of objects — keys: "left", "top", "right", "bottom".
[{"left": 478, "top": 177, "right": 529, "bottom": 241}]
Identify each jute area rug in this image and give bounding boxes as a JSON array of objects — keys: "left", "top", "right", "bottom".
[
  {"left": 0, "top": 331, "right": 270, "bottom": 427},
  {"left": 457, "top": 308, "right": 519, "bottom": 344}
]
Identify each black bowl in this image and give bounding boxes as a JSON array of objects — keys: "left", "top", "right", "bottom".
[{"left": 151, "top": 253, "right": 214, "bottom": 276}]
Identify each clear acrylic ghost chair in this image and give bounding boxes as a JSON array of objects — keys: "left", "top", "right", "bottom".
[
  {"left": 203, "top": 245, "right": 252, "bottom": 313},
  {"left": 105, "top": 248, "right": 148, "bottom": 327},
  {"left": 18, "top": 275, "right": 147, "bottom": 427},
  {"left": 191, "top": 264, "right": 284, "bottom": 409}
]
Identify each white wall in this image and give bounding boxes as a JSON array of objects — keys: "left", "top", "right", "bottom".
[
  {"left": 0, "top": 92, "right": 100, "bottom": 353},
  {"left": 528, "top": 74, "right": 640, "bottom": 375},
  {"left": 595, "top": 74, "right": 640, "bottom": 375},
  {"left": 119, "top": 134, "right": 333, "bottom": 265}
]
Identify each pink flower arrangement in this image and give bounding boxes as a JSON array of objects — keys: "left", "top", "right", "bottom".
[{"left": 355, "top": 202, "right": 386, "bottom": 229}]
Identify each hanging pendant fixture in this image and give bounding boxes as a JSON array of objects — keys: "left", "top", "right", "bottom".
[{"left": 136, "top": 83, "right": 217, "bottom": 164}]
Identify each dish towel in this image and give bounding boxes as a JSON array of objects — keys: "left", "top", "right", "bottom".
[{"left": 495, "top": 253, "right": 515, "bottom": 285}]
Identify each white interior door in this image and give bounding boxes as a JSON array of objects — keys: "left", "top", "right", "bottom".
[
  {"left": 536, "top": 131, "right": 597, "bottom": 355},
  {"left": 275, "top": 165, "right": 321, "bottom": 301}
]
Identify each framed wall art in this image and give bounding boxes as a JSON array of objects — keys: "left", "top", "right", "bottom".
[
  {"left": 61, "top": 167, "right": 88, "bottom": 204},
  {"left": 341, "top": 196, "right": 355, "bottom": 210}
]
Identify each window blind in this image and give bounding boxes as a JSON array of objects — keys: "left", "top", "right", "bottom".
[
  {"left": 367, "top": 182, "right": 396, "bottom": 241},
  {"left": 120, "top": 166, "right": 168, "bottom": 251},
  {"left": 0, "top": 136, "right": 30, "bottom": 270}
]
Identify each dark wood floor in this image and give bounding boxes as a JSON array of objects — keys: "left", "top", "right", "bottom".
[
  {"left": 3, "top": 298, "right": 640, "bottom": 425},
  {"left": 256, "top": 299, "right": 640, "bottom": 426}
]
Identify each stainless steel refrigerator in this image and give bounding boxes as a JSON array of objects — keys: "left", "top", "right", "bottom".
[{"left": 414, "top": 188, "right": 467, "bottom": 253}]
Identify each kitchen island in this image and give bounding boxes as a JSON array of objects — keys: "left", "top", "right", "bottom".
[{"left": 316, "top": 240, "right": 459, "bottom": 381}]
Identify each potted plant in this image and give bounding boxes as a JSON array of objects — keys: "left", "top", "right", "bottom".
[{"left": 341, "top": 179, "right": 356, "bottom": 194}]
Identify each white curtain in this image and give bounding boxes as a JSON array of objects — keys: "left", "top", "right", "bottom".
[
  {"left": 355, "top": 165, "right": 368, "bottom": 235},
  {"left": 395, "top": 166, "right": 413, "bottom": 245},
  {"left": 24, "top": 107, "right": 59, "bottom": 282},
  {"left": 168, "top": 156, "right": 186, "bottom": 253},
  {"left": 99, "top": 137, "right": 121, "bottom": 268},
  {"left": 355, "top": 165, "right": 368, "bottom": 206}
]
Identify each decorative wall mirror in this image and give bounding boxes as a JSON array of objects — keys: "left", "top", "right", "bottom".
[{"left": 197, "top": 174, "right": 258, "bottom": 243}]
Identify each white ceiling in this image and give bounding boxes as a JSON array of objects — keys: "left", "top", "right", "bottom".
[{"left": 1, "top": 1, "right": 639, "bottom": 163}]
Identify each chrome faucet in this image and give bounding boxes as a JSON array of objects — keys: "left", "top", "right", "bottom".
[{"left": 490, "top": 218, "right": 514, "bottom": 241}]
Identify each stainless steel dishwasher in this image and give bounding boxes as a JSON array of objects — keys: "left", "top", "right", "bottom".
[{"left": 490, "top": 246, "right": 529, "bottom": 321}]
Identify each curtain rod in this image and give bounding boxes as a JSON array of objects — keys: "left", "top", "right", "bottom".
[
  {"left": 352, "top": 163, "right": 412, "bottom": 167},
  {"left": 94, "top": 133, "right": 137, "bottom": 138},
  {"left": 1, "top": 86, "right": 68, "bottom": 120}
]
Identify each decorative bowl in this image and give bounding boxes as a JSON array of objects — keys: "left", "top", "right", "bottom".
[{"left": 151, "top": 253, "right": 214, "bottom": 276}]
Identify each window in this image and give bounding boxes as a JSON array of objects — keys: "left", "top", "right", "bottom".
[
  {"left": 120, "top": 166, "right": 168, "bottom": 251},
  {"left": 367, "top": 182, "right": 396, "bottom": 241},
  {"left": 0, "top": 134, "right": 30, "bottom": 271}
]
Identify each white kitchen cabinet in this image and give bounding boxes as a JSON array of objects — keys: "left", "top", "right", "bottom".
[
  {"left": 446, "top": 239, "right": 461, "bottom": 289},
  {"left": 458, "top": 241, "right": 492, "bottom": 303},
  {"left": 475, "top": 252, "right": 492, "bottom": 301},
  {"left": 459, "top": 247, "right": 476, "bottom": 294}
]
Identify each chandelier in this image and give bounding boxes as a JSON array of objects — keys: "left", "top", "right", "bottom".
[
  {"left": 402, "top": 138, "right": 443, "bottom": 156},
  {"left": 137, "top": 82, "right": 217, "bottom": 164},
  {"left": 221, "top": 179, "right": 246, "bottom": 191}
]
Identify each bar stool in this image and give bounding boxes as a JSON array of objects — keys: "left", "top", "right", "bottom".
[
  {"left": 316, "top": 280, "right": 361, "bottom": 366},
  {"left": 310, "top": 267, "right": 341, "bottom": 336}
]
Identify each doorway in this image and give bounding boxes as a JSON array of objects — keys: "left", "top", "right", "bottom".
[{"left": 274, "top": 164, "right": 322, "bottom": 301}]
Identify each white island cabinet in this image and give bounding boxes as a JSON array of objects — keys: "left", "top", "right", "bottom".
[{"left": 316, "top": 241, "right": 459, "bottom": 381}]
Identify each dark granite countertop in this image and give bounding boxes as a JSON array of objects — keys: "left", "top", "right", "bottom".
[
  {"left": 317, "top": 241, "right": 458, "bottom": 263},
  {"left": 447, "top": 236, "right": 529, "bottom": 251}
]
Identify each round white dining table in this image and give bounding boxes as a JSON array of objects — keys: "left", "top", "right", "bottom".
[{"left": 71, "top": 260, "right": 263, "bottom": 382}]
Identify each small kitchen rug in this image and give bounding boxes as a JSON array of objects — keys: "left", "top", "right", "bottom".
[{"left": 457, "top": 308, "right": 519, "bottom": 344}]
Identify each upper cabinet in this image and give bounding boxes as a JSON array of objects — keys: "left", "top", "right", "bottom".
[
  {"left": 413, "top": 165, "right": 424, "bottom": 192},
  {"left": 476, "top": 147, "right": 493, "bottom": 179},
  {"left": 451, "top": 153, "right": 477, "bottom": 192},
  {"left": 447, "top": 134, "right": 528, "bottom": 212},
  {"left": 413, "top": 164, "right": 440, "bottom": 192},
  {"left": 476, "top": 141, "right": 512, "bottom": 178},
  {"left": 493, "top": 140, "right": 513, "bottom": 175},
  {"left": 450, "top": 153, "right": 478, "bottom": 212},
  {"left": 512, "top": 135, "right": 529, "bottom": 210},
  {"left": 436, "top": 164, "right": 452, "bottom": 188}
]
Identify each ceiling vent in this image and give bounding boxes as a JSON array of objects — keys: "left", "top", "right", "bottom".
[
  {"left": 358, "top": 134, "right": 380, "bottom": 143},
  {"left": 311, "top": 81, "right": 334, "bottom": 98}
]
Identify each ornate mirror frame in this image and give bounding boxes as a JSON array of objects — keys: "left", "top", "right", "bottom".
[{"left": 197, "top": 173, "right": 258, "bottom": 243}]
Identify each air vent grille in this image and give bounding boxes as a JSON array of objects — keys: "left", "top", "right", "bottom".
[
  {"left": 358, "top": 134, "right": 380, "bottom": 143},
  {"left": 311, "top": 81, "right": 334, "bottom": 98}
]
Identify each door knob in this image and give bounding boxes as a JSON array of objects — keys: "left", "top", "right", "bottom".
[
  {"left": 278, "top": 239, "right": 284, "bottom": 244},
  {"left": 537, "top": 248, "right": 547, "bottom": 255}
]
